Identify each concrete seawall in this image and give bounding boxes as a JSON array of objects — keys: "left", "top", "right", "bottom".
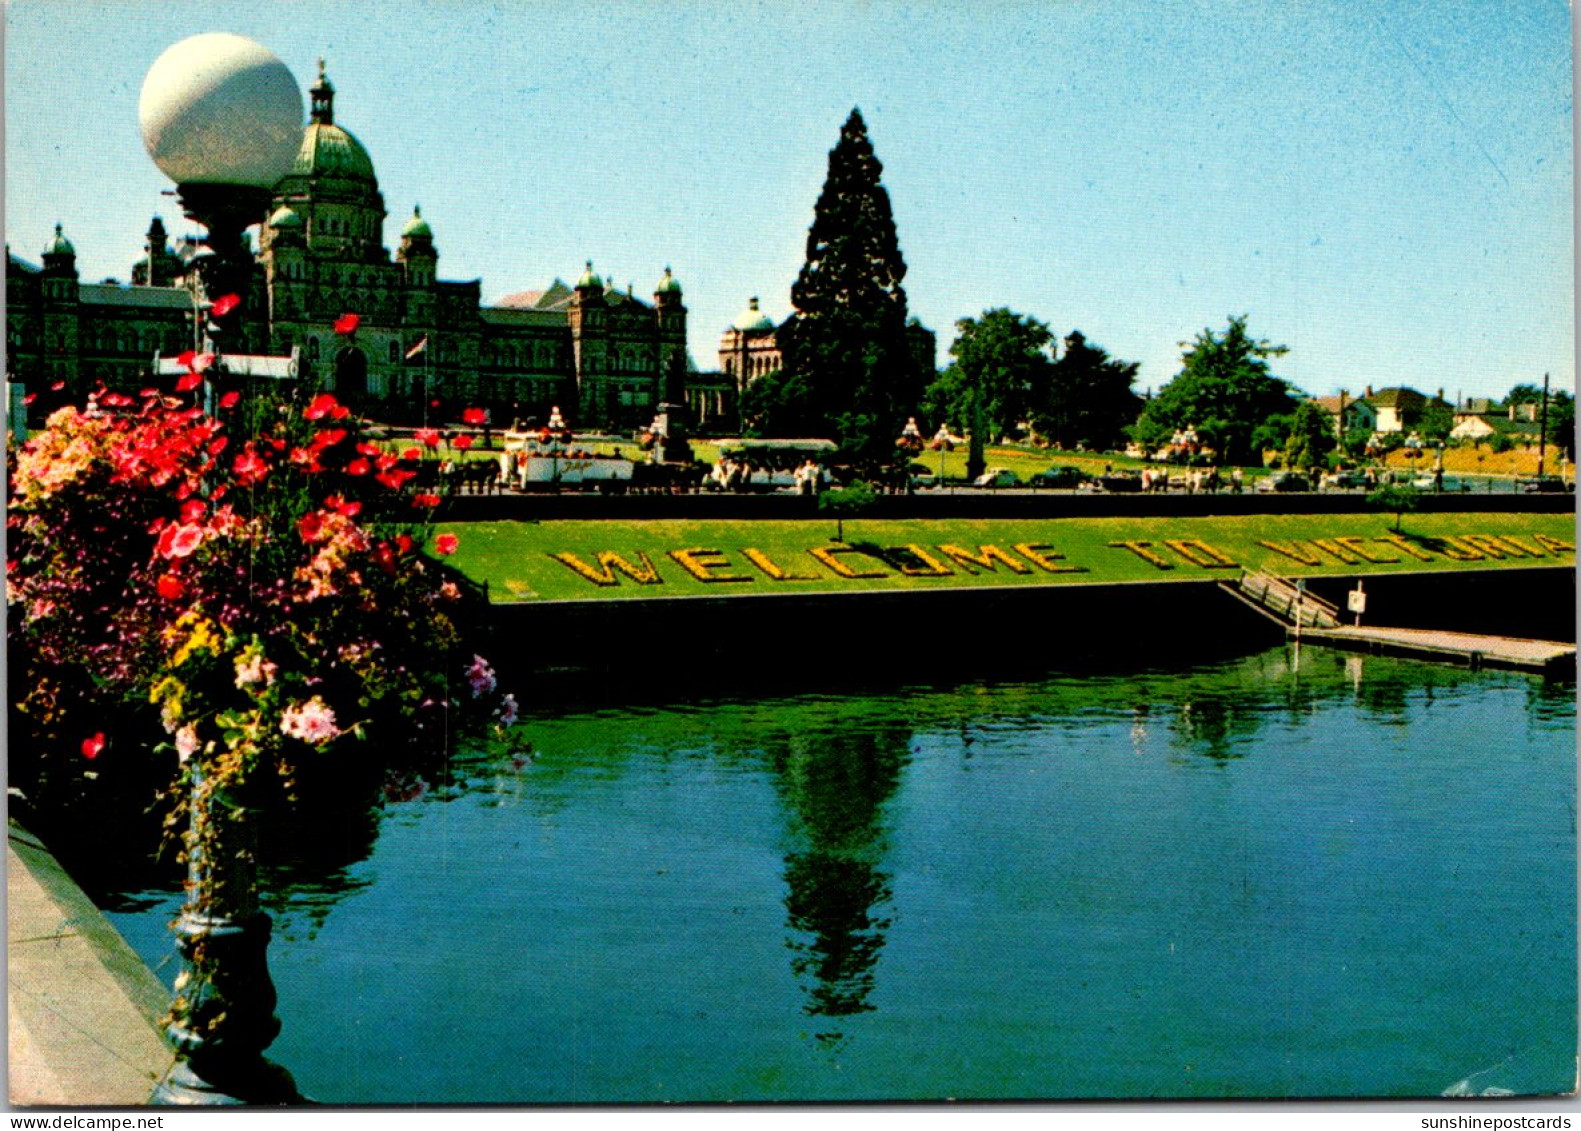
[
  {"left": 485, "top": 565, "right": 1575, "bottom": 683},
  {"left": 442, "top": 489, "right": 1576, "bottom": 523},
  {"left": 7, "top": 821, "right": 172, "bottom": 1106}
]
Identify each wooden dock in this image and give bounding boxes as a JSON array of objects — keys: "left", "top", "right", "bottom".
[{"left": 1220, "top": 570, "right": 1576, "bottom": 676}]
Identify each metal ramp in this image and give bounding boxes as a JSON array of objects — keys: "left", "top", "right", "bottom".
[{"left": 1219, "top": 569, "right": 1574, "bottom": 675}]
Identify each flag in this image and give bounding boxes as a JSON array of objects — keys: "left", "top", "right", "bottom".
[{"left": 405, "top": 336, "right": 428, "bottom": 360}]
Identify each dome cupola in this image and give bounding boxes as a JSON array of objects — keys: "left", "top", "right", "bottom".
[
  {"left": 289, "top": 59, "right": 376, "bottom": 182},
  {"left": 655, "top": 266, "right": 681, "bottom": 296},
  {"left": 576, "top": 261, "right": 602, "bottom": 291},
  {"left": 43, "top": 223, "right": 75, "bottom": 258},
  {"left": 267, "top": 205, "right": 303, "bottom": 230},
  {"left": 401, "top": 204, "right": 433, "bottom": 239},
  {"left": 732, "top": 296, "right": 774, "bottom": 333}
]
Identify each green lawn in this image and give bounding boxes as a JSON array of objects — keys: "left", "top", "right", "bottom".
[{"left": 436, "top": 511, "right": 1575, "bottom": 603}]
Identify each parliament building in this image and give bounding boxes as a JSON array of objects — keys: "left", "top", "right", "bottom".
[{"left": 6, "top": 64, "right": 688, "bottom": 432}]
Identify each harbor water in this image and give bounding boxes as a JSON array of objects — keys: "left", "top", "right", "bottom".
[{"left": 101, "top": 645, "right": 1576, "bottom": 1102}]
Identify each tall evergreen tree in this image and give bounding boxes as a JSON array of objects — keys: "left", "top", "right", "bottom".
[{"left": 770, "top": 108, "right": 920, "bottom": 463}]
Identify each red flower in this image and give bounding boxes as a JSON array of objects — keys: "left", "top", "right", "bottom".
[
  {"left": 156, "top": 574, "right": 186, "bottom": 600},
  {"left": 401, "top": 446, "right": 421, "bottom": 461},
  {"left": 346, "top": 458, "right": 371, "bottom": 476},
  {"left": 333, "top": 313, "right": 361, "bottom": 336},
  {"left": 453, "top": 435, "right": 474, "bottom": 451},
  {"left": 434, "top": 533, "right": 459, "bottom": 555},
  {"left": 22, "top": 393, "right": 35, "bottom": 405},
  {"left": 192, "top": 353, "right": 215, "bottom": 372},
  {"left": 207, "top": 436, "right": 228, "bottom": 456},
  {"left": 374, "top": 542, "right": 397, "bottom": 576},
  {"left": 324, "top": 495, "right": 362, "bottom": 518},
  {"left": 298, "top": 511, "right": 328, "bottom": 543},
  {"left": 413, "top": 492, "right": 441, "bottom": 508},
  {"left": 180, "top": 499, "right": 207, "bottom": 524},
  {"left": 219, "top": 391, "right": 241, "bottom": 410},
  {"left": 304, "top": 393, "right": 342, "bottom": 421},
  {"left": 356, "top": 441, "right": 382, "bottom": 458},
  {"left": 176, "top": 350, "right": 195, "bottom": 371},
  {"left": 81, "top": 733, "right": 105, "bottom": 761},
  {"left": 233, "top": 446, "right": 270, "bottom": 486},
  {"left": 396, "top": 533, "right": 415, "bottom": 554},
  {"left": 463, "top": 407, "right": 486, "bottom": 425},
  {"left": 156, "top": 523, "right": 205, "bottom": 560},
  {"left": 415, "top": 428, "right": 440, "bottom": 448},
  {"left": 210, "top": 293, "right": 241, "bottom": 317},
  {"left": 50, "top": 380, "right": 65, "bottom": 391},
  {"left": 312, "top": 428, "right": 349, "bottom": 450},
  {"left": 175, "top": 373, "right": 203, "bottom": 392},
  {"left": 375, "top": 468, "right": 416, "bottom": 490}
]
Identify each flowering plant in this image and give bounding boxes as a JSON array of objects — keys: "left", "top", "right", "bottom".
[{"left": 7, "top": 371, "right": 520, "bottom": 839}]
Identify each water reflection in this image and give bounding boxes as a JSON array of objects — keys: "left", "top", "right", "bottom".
[{"left": 766, "top": 726, "right": 908, "bottom": 1031}]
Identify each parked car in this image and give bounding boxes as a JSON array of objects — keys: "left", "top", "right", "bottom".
[
  {"left": 1255, "top": 471, "right": 1310, "bottom": 493},
  {"left": 1028, "top": 465, "right": 1089, "bottom": 490},
  {"left": 908, "top": 461, "right": 938, "bottom": 489},
  {"left": 973, "top": 467, "right": 1020, "bottom": 489},
  {"left": 1098, "top": 471, "right": 1144, "bottom": 493},
  {"left": 1517, "top": 476, "right": 1573, "bottom": 494},
  {"left": 1322, "top": 470, "right": 1367, "bottom": 490}
]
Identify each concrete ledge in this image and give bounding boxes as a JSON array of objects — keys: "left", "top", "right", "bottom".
[{"left": 7, "top": 821, "right": 173, "bottom": 1107}]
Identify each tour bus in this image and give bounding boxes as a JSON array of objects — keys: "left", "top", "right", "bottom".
[{"left": 709, "top": 438, "right": 838, "bottom": 492}]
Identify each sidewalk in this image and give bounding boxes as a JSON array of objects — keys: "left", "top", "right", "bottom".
[{"left": 7, "top": 821, "right": 173, "bottom": 1106}]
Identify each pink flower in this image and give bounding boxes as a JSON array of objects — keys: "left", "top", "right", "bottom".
[
  {"left": 465, "top": 654, "right": 497, "bottom": 697},
  {"left": 434, "top": 533, "right": 459, "bottom": 555},
  {"left": 280, "top": 696, "right": 340, "bottom": 745},
  {"left": 175, "top": 725, "right": 199, "bottom": 764},
  {"left": 497, "top": 693, "right": 519, "bottom": 727}
]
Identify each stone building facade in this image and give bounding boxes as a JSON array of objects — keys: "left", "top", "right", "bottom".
[{"left": 6, "top": 63, "right": 687, "bottom": 432}]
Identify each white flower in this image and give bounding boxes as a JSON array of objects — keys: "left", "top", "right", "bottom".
[
  {"left": 497, "top": 693, "right": 519, "bottom": 727},
  {"left": 175, "top": 725, "right": 199, "bottom": 765}
]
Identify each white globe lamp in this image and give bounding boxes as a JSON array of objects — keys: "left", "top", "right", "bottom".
[
  {"left": 140, "top": 32, "right": 303, "bottom": 188},
  {"left": 139, "top": 34, "right": 303, "bottom": 315}
]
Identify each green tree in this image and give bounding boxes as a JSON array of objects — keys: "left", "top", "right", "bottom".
[
  {"left": 1031, "top": 330, "right": 1142, "bottom": 451},
  {"left": 772, "top": 108, "right": 920, "bottom": 464},
  {"left": 1505, "top": 383, "right": 1575, "bottom": 462},
  {"left": 925, "top": 309, "right": 1053, "bottom": 446},
  {"left": 1131, "top": 315, "right": 1295, "bottom": 465},
  {"left": 1283, "top": 400, "right": 1335, "bottom": 473}
]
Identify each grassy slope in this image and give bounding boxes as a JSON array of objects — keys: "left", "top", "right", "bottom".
[{"left": 437, "top": 512, "right": 1576, "bottom": 603}]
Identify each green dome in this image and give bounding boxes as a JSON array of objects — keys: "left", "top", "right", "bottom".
[
  {"left": 267, "top": 205, "right": 303, "bottom": 229},
  {"left": 401, "top": 205, "right": 432, "bottom": 239},
  {"left": 576, "top": 261, "right": 602, "bottom": 289},
  {"left": 291, "top": 120, "right": 377, "bottom": 181},
  {"left": 655, "top": 266, "right": 681, "bottom": 295},
  {"left": 44, "top": 223, "right": 74, "bottom": 257},
  {"left": 732, "top": 297, "right": 774, "bottom": 333}
]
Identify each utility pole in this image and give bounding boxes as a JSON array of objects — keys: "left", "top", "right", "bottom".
[{"left": 1537, "top": 372, "right": 1550, "bottom": 477}]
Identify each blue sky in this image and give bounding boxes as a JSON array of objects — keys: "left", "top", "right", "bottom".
[{"left": 6, "top": 0, "right": 1573, "bottom": 401}]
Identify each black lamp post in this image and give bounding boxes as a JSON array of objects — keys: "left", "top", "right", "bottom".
[{"left": 139, "top": 32, "right": 305, "bottom": 1105}]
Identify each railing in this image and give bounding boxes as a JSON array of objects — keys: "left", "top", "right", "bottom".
[{"left": 1233, "top": 569, "right": 1341, "bottom": 630}]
